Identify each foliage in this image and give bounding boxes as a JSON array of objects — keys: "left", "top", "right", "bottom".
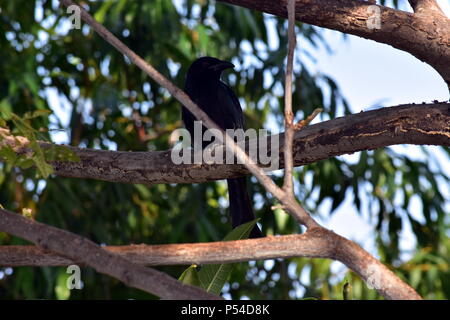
[
  {"left": 180, "top": 219, "right": 258, "bottom": 295},
  {"left": 0, "top": 110, "right": 79, "bottom": 178},
  {"left": 0, "top": 0, "right": 448, "bottom": 299}
]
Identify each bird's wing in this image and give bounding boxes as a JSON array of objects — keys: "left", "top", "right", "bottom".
[{"left": 219, "top": 82, "right": 245, "bottom": 130}]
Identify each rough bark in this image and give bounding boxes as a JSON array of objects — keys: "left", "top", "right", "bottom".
[
  {"left": 21, "top": 103, "right": 450, "bottom": 185},
  {"left": 409, "top": 0, "right": 446, "bottom": 15},
  {"left": 0, "top": 228, "right": 422, "bottom": 299}
]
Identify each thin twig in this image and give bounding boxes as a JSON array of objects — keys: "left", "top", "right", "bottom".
[
  {"left": 293, "top": 107, "right": 322, "bottom": 130},
  {"left": 282, "top": 0, "right": 297, "bottom": 194}
]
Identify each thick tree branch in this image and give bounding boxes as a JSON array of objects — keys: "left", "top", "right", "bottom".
[
  {"left": 282, "top": 0, "right": 297, "bottom": 194},
  {"left": 2, "top": 103, "right": 446, "bottom": 185},
  {"left": 0, "top": 208, "right": 220, "bottom": 300},
  {"left": 218, "top": 0, "right": 450, "bottom": 90},
  {"left": 0, "top": 228, "right": 421, "bottom": 299}
]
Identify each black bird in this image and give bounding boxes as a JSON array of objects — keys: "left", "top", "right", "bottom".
[{"left": 182, "top": 57, "right": 262, "bottom": 238}]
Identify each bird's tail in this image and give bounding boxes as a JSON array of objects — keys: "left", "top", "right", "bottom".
[{"left": 227, "top": 177, "right": 262, "bottom": 238}]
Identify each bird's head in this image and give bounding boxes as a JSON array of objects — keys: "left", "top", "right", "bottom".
[{"left": 186, "top": 57, "right": 235, "bottom": 82}]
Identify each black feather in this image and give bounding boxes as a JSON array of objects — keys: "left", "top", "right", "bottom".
[{"left": 182, "top": 57, "right": 262, "bottom": 238}]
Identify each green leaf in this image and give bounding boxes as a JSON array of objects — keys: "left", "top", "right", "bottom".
[
  {"left": 55, "top": 270, "right": 71, "bottom": 300},
  {"left": 0, "top": 99, "right": 13, "bottom": 120},
  {"left": 410, "top": 268, "right": 422, "bottom": 288},
  {"left": 44, "top": 145, "right": 80, "bottom": 162},
  {"left": 197, "top": 219, "right": 259, "bottom": 295},
  {"left": 196, "top": 25, "right": 209, "bottom": 54},
  {"left": 222, "top": 219, "right": 259, "bottom": 242},
  {"left": 23, "top": 109, "right": 52, "bottom": 120},
  {"left": 17, "top": 158, "right": 35, "bottom": 170},
  {"left": 30, "top": 142, "right": 54, "bottom": 178},
  {"left": 343, "top": 281, "right": 352, "bottom": 300},
  {"left": 23, "top": 72, "right": 40, "bottom": 96},
  {"left": 179, "top": 265, "right": 201, "bottom": 287},
  {"left": 11, "top": 115, "right": 37, "bottom": 141},
  {"left": 274, "top": 206, "right": 290, "bottom": 232},
  {"left": 94, "top": 0, "right": 114, "bottom": 23},
  {"left": 0, "top": 145, "right": 17, "bottom": 163}
]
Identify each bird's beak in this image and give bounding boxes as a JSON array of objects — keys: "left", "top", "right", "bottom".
[{"left": 210, "top": 60, "right": 235, "bottom": 72}]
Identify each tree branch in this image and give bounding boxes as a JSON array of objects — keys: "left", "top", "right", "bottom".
[
  {"left": 0, "top": 228, "right": 422, "bottom": 299},
  {"left": 282, "top": 0, "right": 297, "bottom": 194},
  {"left": 2, "top": 103, "right": 447, "bottom": 185},
  {"left": 0, "top": 208, "right": 220, "bottom": 300},
  {"left": 217, "top": 0, "right": 450, "bottom": 90}
]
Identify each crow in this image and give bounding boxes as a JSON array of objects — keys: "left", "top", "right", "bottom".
[{"left": 182, "top": 56, "right": 262, "bottom": 238}]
